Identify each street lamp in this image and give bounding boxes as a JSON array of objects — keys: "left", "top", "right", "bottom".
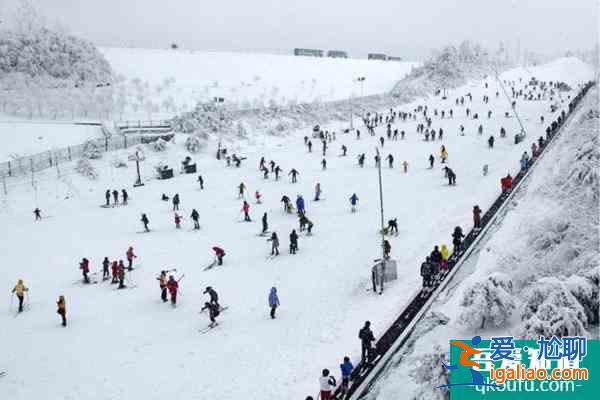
[
  {"left": 133, "top": 150, "right": 145, "bottom": 187},
  {"left": 214, "top": 97, "right": 225, "bottom": 159}
]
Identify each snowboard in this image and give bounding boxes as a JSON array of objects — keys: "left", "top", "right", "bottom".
[{"left": 199, "top": 322, "right": 219, "bottom": 334}]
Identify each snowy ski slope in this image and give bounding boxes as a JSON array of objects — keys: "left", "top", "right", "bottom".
[{"left": 0, "top": 57, "right": 593, "bottom": 400}]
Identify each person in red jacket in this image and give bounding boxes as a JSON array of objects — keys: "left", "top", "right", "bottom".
[
  {"left": 473, "top": 205, "right": 482, "bottom": 229},
  {"left": 111, "top": 261, "right": 119, "bottom": 284},
  {"left": 213, "top": 246, "right": 225, "bottom": 265},
  {"left": 166, "top": 275, "right": 178, "bottom": 306},
  {"left": 126, "top": 246, "right": 137, "bottom": 270},
  {"left": 174, "top": 213, "right": 182, "bottom": 229},
  {"left": 242, "top": 201, "right": 251, "bottom": 222},
  {"left": 79, "top": 258, "right": 90, "bottom": 284}
]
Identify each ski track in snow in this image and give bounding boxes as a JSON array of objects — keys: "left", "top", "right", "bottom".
[{"left": 0, "top": 57, "right": 594, "bottom": 399}]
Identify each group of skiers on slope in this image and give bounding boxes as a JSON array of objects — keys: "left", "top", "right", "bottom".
[
  {"left": 257, "top": 156, "right": 286, "bottom": 181},
  {"left": 139, "top": 192, "right": 202, "bottom": 231},
  {"left": 104, "top": 189, "right": 129, "bottom": 207},
  {"left": 79, "top": 247, "right": 138, "bottom": 288}
]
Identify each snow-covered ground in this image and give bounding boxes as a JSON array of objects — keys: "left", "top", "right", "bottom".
[
  {"left": 0, "top": 58, "right": 593, "bottom": 400},
  {"left": 102, "top": 47, "right": 418, "bottom": 113},
  {"left": 0, "top": 121, "right": 102, "bottom": 162}
]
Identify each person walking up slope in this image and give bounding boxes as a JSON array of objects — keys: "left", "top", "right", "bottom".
[
  {"left": 242, "top": 201, "right": 251, "bottom": 222},
  {"left": 11, "top": 279, "right": 29, "bottom": 313},
  {"left": 56, "top": 295, "right": 67, "bottom": 327},
  {"left": 349, "top": 193, "right": 359, "bottom": 213},
  {"left": 268, "top": 232, "right": 279, "bottom": 256},
  {"left": 319, "top": 369, "right": 337, "bottom": 400},
  {"left": 289, "top": 230, "right": 299, "bottom": 254},
  {"left": 268, "top": 287, "right": 280, "bottom": 319},
  {"left": 166, "top": 275, "right": 179, "bottom": 307}
]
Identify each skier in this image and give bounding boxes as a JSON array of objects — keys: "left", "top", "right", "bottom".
[
  {"left": 126, "top": 246, "right": 137, "bottom": 270},
  {"left": 213, "top": 246, "right": 225, "bottom": 265},
  {"left": 314, "top": 182, "right": 322, "bottom": 201},
  {"left": 174, "top": 213, "right": 182, "bottom": 229},
  {"left": 200, "top": 302, "right": 220, "bottom": 326},
  {"left": 359, "top": 321, "right": 376, "bottom": 365},
  {"left": 520, "top": 151, "right": 530, "bottom": 170},
  {"left": 289, "top": 230, "right": 299, "bottom": 254},
  {"left": 358, "top": 153, "right": 365, "bottom": 168},
  {"left": 349, "top": 193, "right": 359, "bottom": 212},
  {"left": 473, "top": 205, "right": 482, "bottom": 229},
  {"left": 242, "top": 200, "right": 251, "bottom": 222},
  {"left": 79, "top": 257, "right": 90, "bottom": 284},
  {"left": 428, "top": 154, "right": 435, "bottom": 169},
  {"left": 281, "top": 195, "right": 292, "bottom": 213},
  {"left": 255, "top": 190, "right": 262, "bottom": 204},
  {"left": 198, "top": 175, "right": 204, "bottom": 189},
  {"left": 121, "top": 189, "right": 129, "bottom": 205},
  {"left": 111, "top": 261, "right": 119, "bottom": 284},
  {"left": 56, "top": 295, "right": 67, "bottom": 327},
  {"left": 444, "top": 166, "right": 456, "bottom": 185},
  {"left": 321, "top": 158, "right": 327, "bottom": 170},
  {"left": 112, "top": 190, "right": 119, "bottom": 206},
  {"left": 379, "top": 137, "right": 384, "bottom": 147},
  {"left": 270, "top": 160, "right": 276, "bottom": 172},
  {"left": 420, "top": 257, "right": 433, "bottom": 290},
  {"left": 374, "top": 154, "right": 380, "bottom": 167},
  {"left": 268, "top": 232, "right": 280, "bottom": 256},
  {"left": 172, "top": 193, "right": 180, "bottom": 211},
  {"left": 203, "top": 286, "right": 220, "bottom": 309},
  {"left": 191, "top": 209, "right": 200, "bottom": 230},
  {"left": 482, "top": 164, "right": 489, "bottom": 176},
  {"left": 117, "top": 262, "right": 126, "bottom": 289},
  {"left": 102, "top": 257, "right": 110, "bottom": 280},
  {"left": 356, "top": 129, "right": 360, "bottom": 140},
  {"left": 11, "top": 279, "right": 28, "bottom": 313},
  {"left": 289, "top": 168, "right": 299, "bottom": 183},
  {"left": 238, "top": 182, "right": 246, "bottom": 199},
  {"left": 387, "top": 218, "right": 398, "bottom": 235},
  {"left": 262, "top": 212, "right": 268, "bottom": 234},
  {"left": 167, "top": 275, "right": 179, "bottom": 306},
  {"left": 322, "top": 140, "right": 327, "bottom": 156},
  {"left": 488, "top": 135, "right": 495, "bottom": 149},
  {"left": 105, "top": 190, "right": 110, "bottom": 206},
  {"left": 383, "top": 240, "right": 391, "bottom": 258},
  {"left": 274, "top": 165, "right": 282, "bottom": 180},
  {"left": 307, "top": 140, "right": 312, "bottom": 152},
  {"left": 319, "top": 369, "right": 337, "bottom": 400},
  {"left": 157, "top": 271, "right": 168, "bottom": 302},
  {"left": 299, "top": 213, "right": 314, "bottom": 235},
  {"left": 452, "top": 226, "right": 465, "bottom": 254},
  {"left": 141, "top": 213, "right": 150, "bottom": 232},
  {"left": 440, "top": 146, "right": 448, "bottom": 163},
  {"left": 341, "top": 145, "right": 347, "bottom": 156},
  {"left": 33, "top": 208, "right": 42, "bottom": 221},
  {"left": 296, "top": 195, "right": 305, "bottom": 216},
  {"left": 340, "top": 356, "right": 354, "bottom": 396},
  {"left": 386, "top": 154, "right": 394, "bottom": 168},
  {"left": 268, "top": 287, "right": 280, "bottom": 319}
]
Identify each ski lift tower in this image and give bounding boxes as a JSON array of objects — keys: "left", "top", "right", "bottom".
[
  {"left": 214, "top": 97, "right": 225, "bottom": 159},
  {"left": 371, "top": 147, "right": 398, "bottom": 294}
]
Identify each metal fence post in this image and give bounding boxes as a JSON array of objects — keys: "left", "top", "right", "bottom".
[
  {"left": 124, "top": 135, "right": 127, "bottom": 148},
  {"left": 7, "top": 161, "right": 11, "bottom": 177},
  {"left": 49, "top": 151, "right": 53, "bottom": 167},
  {"left": 68, "top": 146, "right": 72, "bottom": 161},
  {"left": 105, "top": 137, "right": 109, "bottom": 152}
]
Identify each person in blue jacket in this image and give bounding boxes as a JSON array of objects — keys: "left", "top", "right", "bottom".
[
  {"left": 349, "top": 193, "right": 359, "bottom": 212},
  {"left": 340, "top": 356, "right": 354, "bottom": 395},
  {"left": 296, "top": 195, "right": 305, "bottom": 215},
  {"left": 268, "top": 287, "right": 280, "bottom": 319}
]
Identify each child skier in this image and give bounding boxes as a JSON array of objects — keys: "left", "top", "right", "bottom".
[
  {"left": 33, "top": 208, "right": 42, "bottom": 220},
  {"left": 314, "top": 182, "right": 322, "bottom": 201},
  {"left": 268, "top": 287, "right": 280, "bottom": 319},
  {"left": 201, "top": 302, "right": 220, "bottom": 327},
  {"left": 289, "top": 230, "right": 299, "bottom": 254},
  {"left": 212, "top": 246, "right": 225, "bottom": 265},
  {"left": 102, "top": 257, "right": 110, "bottom": 280},
  {"left": 166, "top": 276, "right": 179, "bottom": 306},
  {"left": 174, "top": 213, "right": 182, "bottom": 229},
  {"left": 242, "top": 201, "right": 251, "bottom": 222},
  {"left": 349, "top": 193, "right": 359, "bottom": 212},
  {"left": 57, "top": 295, "right": 67, "bottom": 327},
  {"left": 190, "top": 209, "right": 200, "bottom": 230},
  {"left": 126, "top": 246, "right": 137, "bottom": 270},
  {"left": 268, "top": 232, "right": 280, "bottom": 255},
  {"left": 11, "top": 279, "right": 29, "bottom": 313},
  {"left": 157, "top": 271, "right": 168, "bottom": 302},
  {"left": 79, "top": 258, "right": 90, "bottom": 284},
  {"left": 141, "top": 213, "right": 150, "bottom": 232}
]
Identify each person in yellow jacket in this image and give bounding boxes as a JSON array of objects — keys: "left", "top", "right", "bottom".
[
  {"left": 57, "top": 295, "right": 67, "bottom": 327},
  {"left": 440, "top": 146, "right": 448, "bottom": 163},
  {"left": 11, "top": 279, "right": 29, "bottom": 313},
  {"left": 440, "top": 244, "right": 451, "bottom": 270}
]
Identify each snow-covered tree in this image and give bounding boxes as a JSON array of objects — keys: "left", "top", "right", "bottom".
[
  {"left": 151, "top": 138, "right": 169, "bottom": 152},
  {"left": 457, "top": 273, "right": 516, "bottom": 330},
  {"left": 82, "top": 140, "right": 102, "bottom": 159},
  {"left": 407, "top": 345, "right": 449, "bottom": 400},
  {"left": 185, "top": 134, "right": 206, "bottom": 153},
  {"left": 75, "top": 158, "right": 98, "bottom": 180}
]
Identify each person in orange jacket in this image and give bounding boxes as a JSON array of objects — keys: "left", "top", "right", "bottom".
[
  {"left": 126, "top": 246, "right": 137, "bottom": 270},
  {"left": 174, "top": 213, "right": 182, "bottom": 229},
  {"left": 57, "top": 295, "right": 67, "bottom": 327},
  {"left": 111, "top": 261, "right": 119, "bottom": 284}
]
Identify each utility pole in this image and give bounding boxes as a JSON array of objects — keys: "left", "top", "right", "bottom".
[
  {"left": 133, "top": 150, "right": 144, "bottom": 187},
  {"left": 357, "top": 77, "right": 366, "bottom": 119},
  {"left": 375, "top": 147, "right": 385, "bottom": 258},
  {"left": 214, "top": 97, "right": 225, "bottom": 159}
]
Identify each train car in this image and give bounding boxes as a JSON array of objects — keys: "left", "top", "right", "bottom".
[
  {"left": 367, "top": 53, "right": 388, "bottom": 61},
  {"left": 293, "top": 48, "right": 324, "bottom": 57},
  {"left": 326, "top": 50, "right": 348, "bottom": 58}
]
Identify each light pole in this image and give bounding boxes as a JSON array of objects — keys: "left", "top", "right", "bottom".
[
  {"left": 133, "top": 150, "right": 144, "bottom": 187},
  {"left": 357, "top": 77, "right": 366, "bottom": 120},
  {"left": 375, "top": 147, "right": 385, "bottom": 256},
  {"left": 214, "top": 97, "right": 225, "bottom": 159}
]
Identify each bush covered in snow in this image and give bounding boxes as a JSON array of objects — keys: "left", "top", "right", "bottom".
[
  {"left": 458, "top": 273, "right": 516, "bottom": 330},
  {"left": 185, "top": 134, "right": 207, "bottom": 153},
  {"left": 75, "top": 158, "right": 98, "bottom": 180},
  {"left": 407, "top": 345, "right": 449, "bottom": 400},
  {"left": 82, "top": 140, "right": 102, "bottom": 159},
  {"left": 111, "top": 157, "right": 127, "bottom": 168},
  {"left": 151, "top": 138, "right": 169, "bottom": 152}
]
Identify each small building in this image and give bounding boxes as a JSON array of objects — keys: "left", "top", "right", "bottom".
[
  {"left": 368, "top": 53, "right": 388, "bottom": 61},
  {"left": 327, "top": 50, "right": 348, "bottom": 58},
  {"left": 294, "top": 48, "right": 324, "bottom": 57}
]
